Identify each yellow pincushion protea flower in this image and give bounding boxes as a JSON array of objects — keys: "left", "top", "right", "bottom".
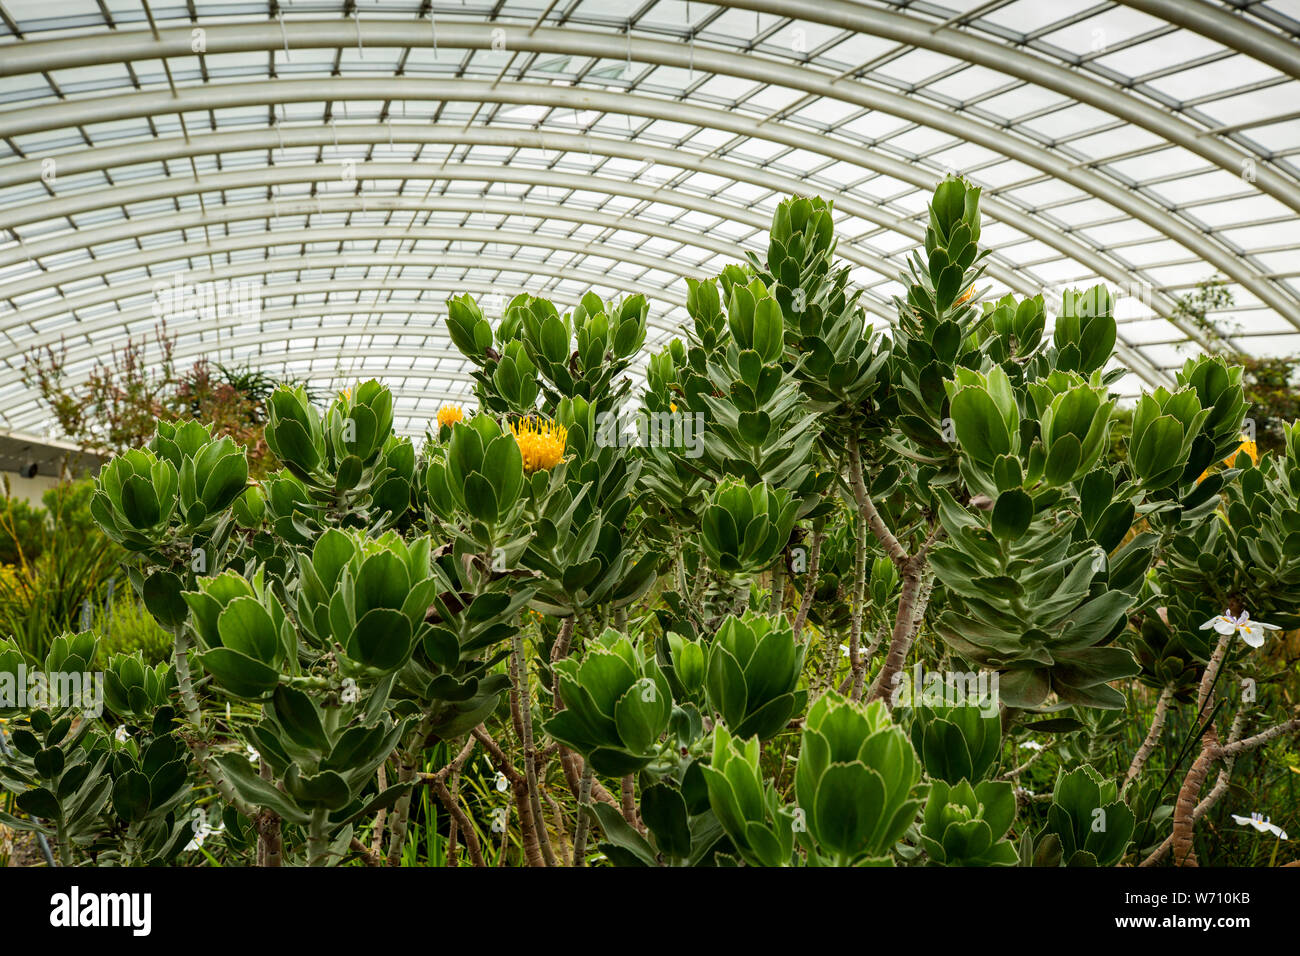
[
  {"left": 1198, "top": 437, "right": 1260, "bottom": 482},
  {"left": 437, "top": 404, "right": 465, "bottom": 429},
  {"left": 511, "top": 418, "right": 567, "bottom": 473},
  {"left": 1230, "top": 439, "right": 1259, "bottom": 466}
]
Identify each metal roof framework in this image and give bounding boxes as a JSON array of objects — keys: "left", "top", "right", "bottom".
[{"left": 0, "top": 0, "right": 1297, "bottom": 437}]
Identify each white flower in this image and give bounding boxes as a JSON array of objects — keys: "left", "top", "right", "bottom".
[
  {"left": 1019, "top": 739, "right": 1044, "bottom": 751},
  {"left": 1200, "top": 610, "right": 1281, "bottom": 649},
  {"left": 114, "top": 725, "right": 130, "bottom": 744},
  {"left": 494, "top": 771, "right": 509, "bottom": 793},
  {"left": 246, "top": 745, "right": 260, "bottom": 764},
  {"left": 1230, "top": 812, "right": 1288, "bottom": 841},
  {"left": 185, "top": 818, "right": 225, "bottom": 852}
]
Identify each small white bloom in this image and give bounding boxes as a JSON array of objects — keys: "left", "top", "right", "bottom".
[
  {"left": 839, "top": 644, "right": 850, "bottom": 658},
  {"left": 185, "top": 818, "right": 225, "bottom": 852},
  {"left": 114, "top": 725, "right": 130, "bottom": 744},
  {"left": 1230, "top": 812, "right": 1288, "bottom": 841},
  {"left": 494, "top": 771, "right": 509, "bottom": 793},
  {"left": 246, "top": 745, "right": 260, "bottom": 764},
  {"left": 1200, "top": 610, "right": 1281, "bottom": 649},
  {"left": 1019, "top": 739, "right": 1044, "bottom": 751}
]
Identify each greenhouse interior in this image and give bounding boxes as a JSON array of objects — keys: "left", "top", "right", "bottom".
[{"left": 0, "top": 0, "right": 1298, "bottom": 895}]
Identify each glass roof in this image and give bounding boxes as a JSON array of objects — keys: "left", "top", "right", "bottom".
[{"left": 1, "top": 0, "right": 1297, "bottom": 437}]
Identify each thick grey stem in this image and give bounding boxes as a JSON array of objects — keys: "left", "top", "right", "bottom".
[{"left": 573, "top": 764, "right": 594, "bottom": 867}]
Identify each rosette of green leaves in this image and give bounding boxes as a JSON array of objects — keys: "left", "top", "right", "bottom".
[
  {"left": 511, "top": 292, "right": 647, "bottom": 415},
  {"left": 701, "top": 479, "right": 799, "bottom": 576},
  {"left": 544, "top": 628, "right": 672, "bottom": 776},
  {"left": 213, "top": 685, "right": 411, "bottom": 856},
  {"left": 697, "top": 279, "right": 820, "bottom": 492},
  {"left": 262, "top": 381, "right": 411, "bottom": 539},
  {"left": 1042, "top": 764, "right": 1134, "bottom": 866},
  {"left": 445, "top": 294, "right": 542, "bottom": 416},
  {"left": 421, "top": 416, "right": 526, "bottom": 539},
  {"left": 522, "top": 400, "right": 658, "bottom": 615},
  {"left": 1180, "top": 356, "right": 1251, "bottom": 462},
  {"left": 944, "top": 365, "right": 1024, "bottom": 490},
  {"left": 231, "top": 484, "right": 267, "bottom": 529},
  {"left": 1126, "top": 386, "right": 1213, "bottom": 493},
  {"left": 794, "top": 694, "right": 922, "bottom": 866},
  {"left": 1123, "top": 356, "right": 1245, "bottom": 519},
  {"left": 907, "top": 695, "right": 1002, "bottom": 783},
  {"left": 104, "top": 652, "right": 176, "bottom": 724},
  {"left": 749, "top": 196, "right": 891, "bottom": 436},
  {"left": 184, "top": 569, "right": 296, "bottom": 699},
  {"left": 586, "top": 775, "right": 726, "bottom": 867},
  {"left": 264, "top": 383, "right": 325, "bottom": 476},
  {"left": 887, "top": 176, "right": 990, "bottom": 485},
  {"left": 90, "top": 447, "right": 180, "bottom": 550},
  {"left": 704, "top": 614, "right": 806, "bottom": 740},
  {"left": 929, "top": 485, "right": 1144, "bottom": 710},
  {"left": 1025, "top": 372, "right": 1115, "bottom": 488},
  {"left": 700, "top": 723, "right": 798, "bottom": 867},
  {"left": 293, "top": 530, "right": 436, "bottom": 679},
  {"left": 1158, "top": 422, "right": 1300, "bottom": 629},
  {"left": 0, "top": 706, "right": 112, "bottom": 858},
  {"left": 919, "top": 779, "right": 1018, "bottom": 866},
  {"left": 980, "top": 293, "right": 1047, "bottom": 369},
  {"left": 398, "top": 534, "right": 532, "bottom": 737},
  {"left": 149, "top": 420, "right": 249, "bottom": 528},
  {"left": 1124, "top": 601, "right": 1214, "bottom": 701},
  {"left": 106, "top": 730, "right": 192, "bottom": 862},
  {"left": 637, "top": 340, "right": 714, "bottom": 527},
  {"left": 665, "top": 632, "right": 706, "bottom": 703},
  {"left": 1051, "top": 286, "right": 1117, "bottom": 376}
]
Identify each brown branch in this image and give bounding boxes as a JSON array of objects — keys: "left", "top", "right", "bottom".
[
  {"left": 509, "top": 630, "right": 557, "bottom": 866},
  {"left": 868, "top": 525, "right": 941, "bottom": 707},
  {"left": 349, "top": 837, "right": 383, "bottom": 867},
  {"left": 1124, "top": 683, "right": 1174, "bottom": 791},
  {"left": 1141, "top": 713, "right": 1246, "bottom": 867},
  {"left": 620, "top": 774, "right": 644, "bottom": 834},
  {"left": 1216, "top": 717, "right": 1300, "bottom": 759},
  {"left": 471, "top": 726, "right": 546, "bottom": 868},
  {"left": 429, "top": 775, "right": 486, "bottom": 868},
  {"left": 847, "top": 435, "right": 907, "bottom": 567},
  {"left": 1170, "top": 627, "right": 1234, "bottom": 866}
]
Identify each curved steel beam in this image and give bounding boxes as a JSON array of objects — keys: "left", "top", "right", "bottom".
[
  {"left": 1113, "top": 0, "right": 1300, "bottom": 82},
  {"left": 0, "top": 160, "right": 1168, "bottom": 386},
  {"left": 723, "top": 0, "right": 1300, "bottom": 197},
  {"left": 0, "top": 20, "right": 1292, "bottom": 327},
  {"left": 0, "top": 181, "right": 1165, "bottom": 388},
  {"left": 0, "top": 226, "right": 717, "bottom": 303},
  {"left": 0, "top": 75, "right": 1265, "bottom": 350},
  {"left": 0, "top": 125, "right": 903, "bottom": 298},
  {"left": 7, "top": 7, "right": 1290, "bottom": 214},
  {"left": 3, "top": 254, "right": 690, "bottom": 355},
  {"left": 0, "top": 144, "right": 1208, "bottom": 387},
  {"left": 0, "top": 191, "right": 753, "bottom": 272}
]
